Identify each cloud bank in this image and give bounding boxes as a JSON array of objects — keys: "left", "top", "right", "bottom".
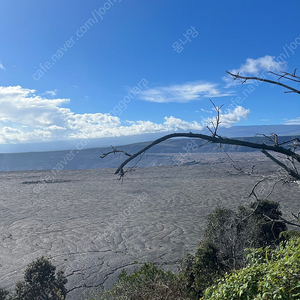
[
  {"left": 284, "top": 117, "right": 300, "bottom": 125},
  {"left": 0, "top": 85, "right": 248, "bottom": 144}
]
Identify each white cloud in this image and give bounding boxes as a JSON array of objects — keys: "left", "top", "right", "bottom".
[
  {"left": 200, "top": 108, "right": 213, "bottom": 113},
  {"left": 139, "top": 81, "right": 233, "bottom": 103},
  {"left": 203, "top": 106, "right": 250, "bottom": 128},
  {"left": 223, "top": 55, "right": 287, "bottom": 87},
  {"left": 0, "top": 85, "right": 203, "bottom": 143},
  {"left": 164, "top": 116, "right": 203, "bottom": 131},
  {"left": 284, "top": 117, "right": 300, "bottom": 125},
  {"left": 0, "top": 85, "right": 250, "bottom": 144},
  {"left": 0, "top": 86, "right": 70, "bottom": 128},
  {"left": 43, "top": 89, "right": 58, "bottom": 96},
  {"left": 0, "top": 62, "right": 6, "bottom": 70}
]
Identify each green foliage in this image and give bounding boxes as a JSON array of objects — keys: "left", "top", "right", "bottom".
[
  {"left": 249, "top": 200, "right": 287, "bottom": 247},
  {"left": 203, "top": 200, "right": 287, "bottom": 268},
  {"left": 0, "top": 288, "right": 10, "bottom": 300},
  {"left": 203, "top": 237, "right": 300, "bottom": 299},
  {"left": 98, "top": 262, "right": 188, "bottom": 300},
  {"left": 280, "top": 230, "right": 300, "bottom": 240},
  {"left": 82, "top": 199, "right": 291, "bottom": 299},
  {"left": 92, "top": 200, "right": 288, "bottom": 300},
  {"left": 12, "top": 257, "right": 67, "bottom": 300},
  {"left": 180, "top": 200, "right": 288, "bottom": 299},
  {"left": 204, "top": 207, "right": 247, "bottom": 269},
  {"left": 181, "top": 241, "right": 226, "bottom": 299}
]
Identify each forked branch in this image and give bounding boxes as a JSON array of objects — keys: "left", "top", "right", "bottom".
[{"left": 226, "top": 70, "right": 300, "bottom": 94}]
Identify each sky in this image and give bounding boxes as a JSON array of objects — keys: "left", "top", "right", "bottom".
[{"left": 0, "top": 0, "right": 300, "bottom": 152}]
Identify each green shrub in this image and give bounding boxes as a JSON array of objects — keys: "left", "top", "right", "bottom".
[
  {"left": 83, "top": 200, "right": 289, "bottom": 300},
  {"left": 180, "top": 200, "right": 288, "bottom": 299},
  {"left": 203, "top": 200, "right": 287, "bottom": 268},
  {"left": 0, "top": 288, "right": 10, "bottom": 300},
  {"left": 248, "top": 200, "right": 287, "bottom": 247},
  {"left": 204, "top": 207, "right": 247, "bottom": 269},
  {"left": 12, "top": 257, "right": 67, "bottom": 300},
  {"left": 203, "top": 237, "right": 300, "bottom": 299},
  {"left": 98, "top": 262, "right": 188, "bottom": 300},
  {"left": 181, "top": 241, "right": 226, "bottom": 299},
  {"left": 280, "top": 230, "right": 300, "bottom": 240}
]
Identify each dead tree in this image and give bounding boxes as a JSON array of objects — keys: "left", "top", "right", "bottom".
[
  {"left": 101, "top": 70, "right": 300, "bottom": 178},
  {"left": 101, "top": 70, "right": 300, "bottom": 223}
]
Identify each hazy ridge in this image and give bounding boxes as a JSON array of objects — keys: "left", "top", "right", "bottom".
[{"left": 1, "top": 132, "right": 299, "bottom": 172}]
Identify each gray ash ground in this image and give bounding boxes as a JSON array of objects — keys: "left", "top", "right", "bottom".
[{"left": 0, "top": 152, "right": 299, "bottom": 299}]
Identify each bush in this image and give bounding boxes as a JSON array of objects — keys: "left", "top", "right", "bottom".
[
  {"left": 12, "top": 257, "right": 67, "bottom": 300},
  {"left": 203, "top": 200, "right": 287, "bottom": 268},
  {"left": 203, "top": 207, "right": 248, "bottom": 269},
  {"left": 0, "top": 288, "right": 9, "bottom": 300},
  {"left": 180, "top": 200, "right": 288, "bottom": 299},
  {"left": 98, "top": 262, "right": 188, "bottom": 300},
  {"left": 83, "top": 200, "right": 289, "bottom": 299},
  {"left": 248, "top": 200, "right": 287, "bottom": 247},
  {"left": 203, "top": 237, "right": 300, "bottom": 299},
  {"left": 181, "top": 241, "right": 226, "bottom": 299}
]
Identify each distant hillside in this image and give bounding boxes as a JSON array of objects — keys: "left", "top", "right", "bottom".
[
  {"left": 0, "top": 134, "right": 298, "bottom": 171},
  {"left": 0, "top": 125, "right": 300, "bottom": 154},
  {"left": 215, "top": 125, "right": 300, "bottom": 137}
]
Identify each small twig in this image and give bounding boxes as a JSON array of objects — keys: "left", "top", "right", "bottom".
[
  {"left": 209, "top": 99, "right": 223, "bottom": 137},
  {"left": 255, "top": 133, "right": 279, "bottom": 146},
  {"left": 278, "top": 137, "right": 300, "bottom": 147},
  {"left": 100, "top": 145, "right": 132, "bottom": 158},
  {"left": 291, "top": 211, "right": 300, "bottom": 222},
  {"left": 197, "top": 140, "right": 211, "bottom": 148},
  {"left": 249, "top": 178, "right": 268, "bottom": 201},
  {"left": 268, "top": 69, "right": 300, "bottom": 83},
  {"left": 264, "top": 179, "right": 284, "bottom": 201}
]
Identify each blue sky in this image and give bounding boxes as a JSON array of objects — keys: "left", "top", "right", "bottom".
[{"left": 0, "top": 0, "right": 300, "bottom": 152}]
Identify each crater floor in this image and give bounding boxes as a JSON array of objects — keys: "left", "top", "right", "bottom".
[{"left": 0, "top": 152, "right": 298, "bottom": 299}]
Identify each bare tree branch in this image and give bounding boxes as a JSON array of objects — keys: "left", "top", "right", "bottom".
[
  {"left": 261, "top": 150, "right": 300, "bottom": 180},
  {"left": 278, "top": 137, "right": 300, "bottom": 147},
  {"left": 209, "top": 99, "right": 223, "bottom": 137},
  {"left": 268, "top": 69, "right": 300, "bottom": 83},
  {"left": 263, "top": 213, "right": 300, "bottom": 229},
  {"left": 226, "top": 71, "right": 300, "bottom": 94},
  {"left": 256, "top": 133, "right": 279, "bottom": 146},
  {"left": 249, "top": 178, "right": 268, "bottom": 201},
  {"left": 219, "top": 144, "right": 255, "bottom": 175},
  {"left": 114, "top": 133, "right": 300, "bottom": 175},
  {"left": 100, "top": 145, "right": 132, "bottom": 158}
]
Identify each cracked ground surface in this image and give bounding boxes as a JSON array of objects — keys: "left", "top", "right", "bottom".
[{"left": 0, "top": 152, "right": 299, "bottom": 299}]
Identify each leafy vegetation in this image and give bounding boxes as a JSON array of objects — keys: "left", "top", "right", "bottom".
[
  {"left": 97, "top": 262, "right": 188, "bottom": 300},
  {"left": 180, "top": 241, "right": 226, "bottom": 299},
  {"left": 80, "top": 199, "right": 290, "bottom": 300},
  {"left": 0, "top": 288, "right": 9, "bottom": 300},
  {"left": 203, "top": 237, "right": 300, "bottom": 299},
  {"left": 179, "top": 199, "right": 287, "bottom": 299},
  {"left": 0, "top": 257, "right": 67, "bottom": 300},
  {"left": 0, "top": 200, "right": 295, "bottom": 300}
]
